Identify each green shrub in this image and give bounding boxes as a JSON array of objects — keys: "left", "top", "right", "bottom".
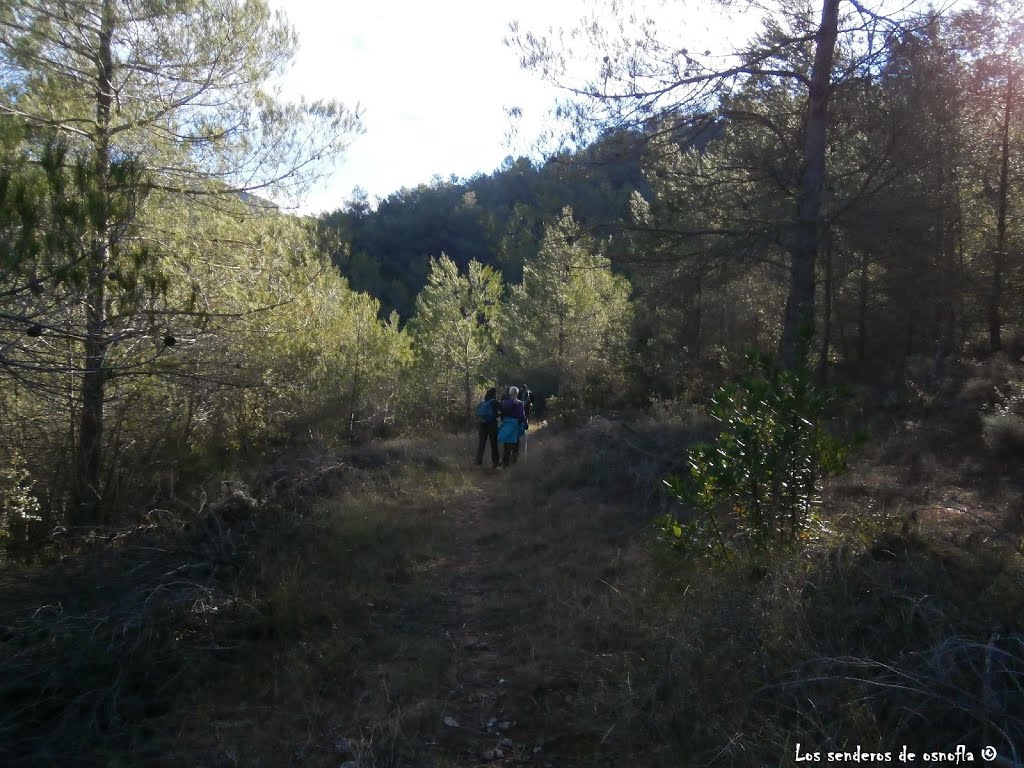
[
  {"left": 545, "top": 392, "right": 581, "bottom": 427},
  {"left": 661, "top": 351, "right": 847, "bottom": 559}
]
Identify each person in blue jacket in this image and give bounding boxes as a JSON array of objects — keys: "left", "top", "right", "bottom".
[
  {"left": 474, "top": 387, "right": 501, "bottom": 468},
  {"left": 497, "top": 386, "right": 528, "bottom": 467}
]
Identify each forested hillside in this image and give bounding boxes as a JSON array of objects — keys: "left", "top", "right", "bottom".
[
  {"left": 2, "top": 0, "right": 1024, "bottom": 765},
  {"left": 317, "top": 141, "right": 645, "bottom": 319}
]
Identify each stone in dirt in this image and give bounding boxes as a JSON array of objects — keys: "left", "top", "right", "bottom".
[{"left": 443, "top": 716, "right": 460, "bottom": 728}]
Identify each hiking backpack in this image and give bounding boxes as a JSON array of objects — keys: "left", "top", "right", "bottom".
[{"left": 475, "top": 399, "right": 496, "bottom": 423}]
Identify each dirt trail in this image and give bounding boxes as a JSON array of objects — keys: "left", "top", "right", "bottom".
[{"left": 430, "top": 465, "right": 543, "bottom": 767}]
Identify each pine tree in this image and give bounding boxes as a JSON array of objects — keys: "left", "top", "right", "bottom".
[
  {"left": 0, "top": 0, "right": 360, "bottom": 524},
  {"left": 508, "top": 207, "right": 633, "bottom": 401},
  {"left": 409, "top": 255, "right": 504, "bottom": 424}
]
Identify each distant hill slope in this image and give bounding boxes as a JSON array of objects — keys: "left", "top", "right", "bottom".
[{"left": 317, "top": 127, "right": 657, "bottom": 319}]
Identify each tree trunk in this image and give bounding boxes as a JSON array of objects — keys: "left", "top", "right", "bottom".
[
  {"left": 857, "top": 250, "right": 868, "bottom": 364},
  {"left": 957, "top": 211, "right": 967, "bottom": 350},
  {"left": 72, "top": 0, "right": 114, "bottom": 527},
  {"left": 835, "top": 295, "right": 849, "bottom": 362},
  {"left": 557, "top": 308, "right": 566, "bottom": 392},
  {"left": 937, "top": 137, "right": 956, "bottom": 354},
  {"left": 348, "top": 317, "right": 364, "bottom": 438},
  {"left": 464, "top": 337, "right": 472, "bottom": 427},
  {"left": 781, "top": 0, "right": 840, "bottom": 369},
  {"left": 817, "top": 229, "right": 833, "bottom": 385},
  {"left": 693, "top": 271, "right": 703, "bottom": 359},
  {"left": 990, "top": 68, "right": 1015, "bottom": 352}
]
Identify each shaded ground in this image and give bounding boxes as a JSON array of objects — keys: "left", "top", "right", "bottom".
[
  {"left": 4, "top": 409, "right": 1024, "bottom": 767},
  {"left": 173, "top": 416, "right": 1024, "bottom": 767},
  {"left": 431, "top": 468, "right": 546, "bottom": 765}
]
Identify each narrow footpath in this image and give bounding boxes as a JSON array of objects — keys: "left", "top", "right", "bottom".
[{"left": 430, "top": 460, "right": 548, "bottom": 767}]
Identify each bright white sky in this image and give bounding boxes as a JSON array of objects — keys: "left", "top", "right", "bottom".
[{"left": 267, "top": 0, "right": 762, "bottom": 215}]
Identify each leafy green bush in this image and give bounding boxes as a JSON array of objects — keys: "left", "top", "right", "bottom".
[
  {"left": 545, "top": 392, "right": 582, "bottom": 427},
  {"left": 661, "top": 352, "right": 847, "bottom": 559}
]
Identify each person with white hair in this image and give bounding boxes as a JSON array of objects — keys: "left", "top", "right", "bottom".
[{"left": 497, "top": 385, "right": 527, "bottom": 467}]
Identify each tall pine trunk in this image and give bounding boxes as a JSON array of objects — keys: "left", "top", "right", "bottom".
[
  {"left": 464, "top": 337, "right": 472, "bottom": 427},
  {"left": 989, "top": 68, "right": 1015, "bottom": 352},
  {"left": 857, "top": 250, "right": 869, "bottom": 364},
  {"left": 693, "top": 271, "right": 703, "bottom": 359},
  {"left": 817, "top": 228, "right": 833, "bottom": 384},
  {"left": 73, "top": 0, "right": 114, "bottom": 526},
  {"left": 781, "top": 0, "right": 840, "bottom": 369}
]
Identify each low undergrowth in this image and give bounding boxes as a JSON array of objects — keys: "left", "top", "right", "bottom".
[
  {"left": 2, "top": 399, "right": 1023, "bottom": 767},
  {"left": 488, "top": 414, "right": 1024, "bottom": 766},
  {"left": 0, "top": 435, "right": 474, "bottom": 768}
]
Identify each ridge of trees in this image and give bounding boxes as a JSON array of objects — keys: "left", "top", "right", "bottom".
[
  {"left": 316, "top": 111, "right": 732, "bottom": 323},
  {"left": 317, "top": 139, "right": 645, "bottom": 320}
]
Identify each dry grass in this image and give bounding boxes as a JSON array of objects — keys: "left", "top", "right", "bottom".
[
  {"left": 0, "top": 505, "right": 252, "bottom": 766},
  {"left": 470, "top": 410, "right": 1024, "bottom": 766},
  {"left": 164, "top": 435, "right": 482, "bottom": 767},
  {"left": 0, "top": 434, "right": 476, "bottom": 768},
  {"left": 3, "top": 397, "right": 1024, "bottom": 767}
]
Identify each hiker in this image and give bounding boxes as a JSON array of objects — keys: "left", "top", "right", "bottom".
[
  {"left": 498, "top": 385, "right": 527, "bottom": 468},
  {"left": 474, "top": 387, "right": 501, "bottom": 469},
  {"left": 515, "top": 384, "right": 534, "bottom": 460}
]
